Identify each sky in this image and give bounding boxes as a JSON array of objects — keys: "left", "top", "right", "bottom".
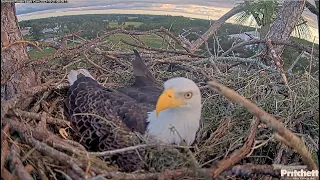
[{"left": 15, "top": 0, "right": 319, "bottom": 43}]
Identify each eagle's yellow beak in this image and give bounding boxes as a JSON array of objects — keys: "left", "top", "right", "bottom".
[{"left": 156, "top": 88, "right": 186, "bottom": 116}]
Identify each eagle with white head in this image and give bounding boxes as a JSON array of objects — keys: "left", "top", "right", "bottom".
[{"left": 65, "top": 50, "right": 202, "bottom": 171}]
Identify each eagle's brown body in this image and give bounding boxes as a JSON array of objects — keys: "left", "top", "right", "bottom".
[{"left": 65, "top": 50, "right": 162, "bottom": 171}]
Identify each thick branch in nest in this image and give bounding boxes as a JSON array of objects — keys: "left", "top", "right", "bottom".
[
  {"left": 2, "top": 118, "right": 86, "bottom": 178},
  {"left": 1, "top": 80, "right": 56, "bottom": 120},
  {"left": 2, "top": 118, "right": 85, "bottom": 157},
  {"left": 8, "top": 109, "right": 69, "bottom": 127}
]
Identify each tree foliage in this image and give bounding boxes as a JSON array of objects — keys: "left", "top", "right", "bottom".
[{"left": 235, "top": 0, "right": 312, "bottom": 40}]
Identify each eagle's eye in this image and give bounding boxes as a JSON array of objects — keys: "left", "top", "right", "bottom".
[{"left": 184, "top": 92, "right": 193, "bottom": 99}]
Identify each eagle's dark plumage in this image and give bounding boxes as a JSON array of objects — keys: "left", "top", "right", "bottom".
[{"left": 65, "top": 50, "right": 162, "bottom": 172}]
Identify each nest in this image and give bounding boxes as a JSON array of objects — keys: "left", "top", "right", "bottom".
[{"left": 2, "top": 44, "right": 319, "bottom": 180}]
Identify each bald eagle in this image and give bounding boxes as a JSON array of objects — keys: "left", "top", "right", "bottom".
[{"left": 65, "top": 50, "right": 202, "bottom": 171}]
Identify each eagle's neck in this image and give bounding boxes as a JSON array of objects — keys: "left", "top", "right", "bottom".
[{"left": 146, "top": 107, "right": 201, "bottom": 145}]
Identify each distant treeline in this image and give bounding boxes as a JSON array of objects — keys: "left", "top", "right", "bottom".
[
  {"left": 19, "top": 14, "right": 256, "bottom": 40},
  {"left": 19, "top": 14, "right": 318, "bottom": 73}
]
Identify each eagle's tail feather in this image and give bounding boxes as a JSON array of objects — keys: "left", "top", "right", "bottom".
[
  {"left": 132, "top": 49, "right": 156, "bottom": 83},
  {"left": 67, "top": 69, "right": 95, "bottom": 85}
]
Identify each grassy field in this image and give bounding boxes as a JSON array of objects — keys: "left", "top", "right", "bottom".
[
  {"left": 28, "top": 48, "right": 56, "bottom": 59},
  {"left": 27, "top": 34, "right": 169, "bottom": 59},
  {"left": 108, "top": 21, "right": 143, "bottom": 28},
  {"left": 107, "top": 34, "right": 186, "bottom": 49},
  {"left": 107, "top": 34, "right": 165, "bottom": 48}
]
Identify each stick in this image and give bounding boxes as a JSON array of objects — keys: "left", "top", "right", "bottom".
[
  {"left": 1, "top": 124, "right": 10, "bottom": 174},
  {"left": 189, "top": 4, "right": 246, "bottom": 52},
  {"left": 2, "top": 40, "right": 42, "bottom": 52},
  {"left": 211, "top": 117, "right": 260, "bottom": 178},
  {"left": 120, "top": 39, "right": 206, "bottom": 58},
  {"left": 8, "top": 109, "right": 70, "bottom": 127},
  {"left": 1, "top": 80, "right": 56, "bottom": 120},
  {"left": 266, "top": 40, "right": 289, "bottom": 86},
  {"left": 10, "top": 142, "right": 33, "bottom": 180},
  {"left": 207, "top": 80, "right": 318, "bottom": 170}
]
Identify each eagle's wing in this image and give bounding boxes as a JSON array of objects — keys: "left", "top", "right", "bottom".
[
  {"left": 66, "top": 76, "right": 147, "bottom": 171},
  {"left": 65, "top": 50, "right": 161, "bottom": 172},
  {"left": 119, "top": 49, "right": 162, "bottom": 106},
  {"left": 66, "top": 76, "right": 149, "bottom": 133}
]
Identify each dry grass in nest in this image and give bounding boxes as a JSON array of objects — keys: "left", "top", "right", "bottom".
[{"left": 2, "top": 49, "right": 319, "bottom": 179}]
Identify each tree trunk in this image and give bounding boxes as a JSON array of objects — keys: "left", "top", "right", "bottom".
[
  {"left": 265, "top": 0, "right": 306, "bottom": 58},
  {"left": 1, "top": 3, "right": 37, "bottom": 101}
]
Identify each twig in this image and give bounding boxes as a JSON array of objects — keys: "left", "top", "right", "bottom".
[
  {"left": 83, "top": 53, "right": 110, "bottom": 73},
  {"left": 32, "top": 29, "right": 123, "bottom": 66},
  {"left": 88, "top": 144, "right": 158, "bottom": 156},
  {"left": 2, "top": 40, "right": 42, "bottom": 52},
  {"left": 129, "top": 34, "right": 148, "bottom": 47},
  {"left": 55, "top": 169, "right": 74, "bottom": 180},
  {"left": 158, "top": 55, "right": 201, "bottom": 62},
  {"left": 189, "top": 4, "right": 246, "bottom": 52},
  {"left": 63, "top": 58, "right": 83, "bottom": 69},
  {"left": 8, "top": 109, "right": 70, "bottom": 127},
  {"left": 266, "top": 40, "right": 289, "bottom": 86},
  {"left": 120, "top": 39, "right": 206, "bottom": 58},
  {"left": 2, "top": 168, "right": 16, "bottom": 180},
  {"left": 10, "top": 142, "right": 33, "bottom": 180},
  {"left": 287, "top": 52, "right": 304, "bottom": 73},
  {"left": 91, "top": 162, "right": 283, "bottom": 180},
  {"left": 36, "top": 160, "right": 49, "bottom": 180},
  {"left": 1, "top": 80, "right": 56, "bottom": 120},
  {"left": 308, "top": 37, "right": 316, "bottom": 94},
  {"left": 155, "top": 32, "right": 176, "bottom": 50},
  {"left": 204, "top": 39, "right": 221, "bottom": 73},
  {"left": 3, "top": 118, "right": 84, "bottom": 157},
  {"left": 1, "top": 124, "right": 10, "bottom": 175},
  {"left": 191, "top": 57, "right": 277, "bottom": 72},
  {"left": 211, "top": 117, "right": 260, "bottom": 178},
  {"left": 274, "top": 144, "right": 286, "bottom": 164},
  {"left": 92, "top": 48, "right": 127, "bottom": 67},
  {"left": 56, "top": 30, "right": 84, "bottom": 42},
  {"left": 207, "top": 80, "right": 318, "bottom": 170},
  {"left": 22, "top": 134, "right": 85, "bottom": 178},
  {"left": 73, "top": 33, "right": 87, "bottom": 42},
  {"left": 159, "top": 27, "right": 191, "bottom": 52},
  {"left": 222, "top": 164, "right": 280, "bottom": 177}
]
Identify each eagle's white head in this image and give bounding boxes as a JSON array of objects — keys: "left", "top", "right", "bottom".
[{"left": 146, "top": 77, "right": 201, "bottom": 145}]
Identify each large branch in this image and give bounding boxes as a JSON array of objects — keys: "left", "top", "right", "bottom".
[{"left": 189, "top": 3, "right": 246, "bottom": 53}]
